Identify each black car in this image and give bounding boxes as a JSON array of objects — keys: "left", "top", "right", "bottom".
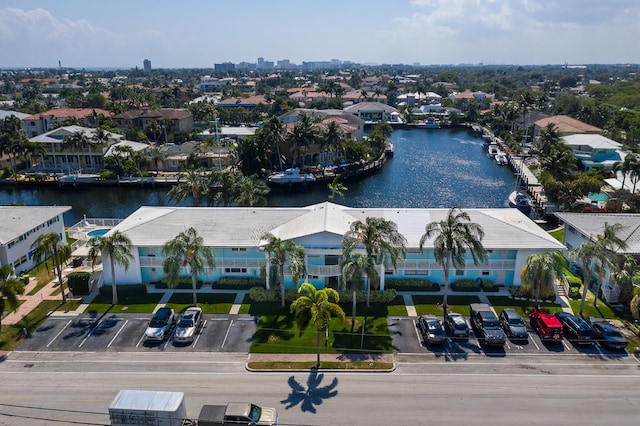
[
  {"left": 587, "top": 318, "right": 628, "bottom": 350},
  {"left": 499, "top": 308, "right": 529, "bottom": 340},
  {"left": 444, "top": 312, "right": 469, "bottom": 339},
  {"left": 555, "top": 312, "right": 594, "bottom": 345},
  {"left": 417, "top": 315, "right": 446, "bottom": 345}
]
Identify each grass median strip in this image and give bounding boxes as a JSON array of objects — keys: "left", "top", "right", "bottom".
[{"left": 247, "top": 361, "right": 394, "bottom": 370}]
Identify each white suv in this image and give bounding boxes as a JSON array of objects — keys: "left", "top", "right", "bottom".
[{"left": 144, "top": 308, "right": 176, "bottom": 341}]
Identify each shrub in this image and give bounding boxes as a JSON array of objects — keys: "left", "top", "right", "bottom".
[
  {"left": 385, "top": 279, "right": 439, "bottom": 292},
  {"left": 509, "top": 286, "right": 528, "bottom": 298},
  {"left": 338, "top": 289, "right": 397, "bottom": 304},
  {"left": 451, "top": 279, "right": 481, "bottom": 292},
  {"left": 565, "top": 275, "right": 582, "bottom": 288},
  {"left": 568, "top": 287, "right": 581, "bottom": 299},
  {"left": 480, "top": 280, "right": 499, "bottom": 292},
  {"left": 67, "top": 272, "right": 91, "bottom": 295},
  {"left": 509, "top": 285, "right": 556, "bottom": 300},
  {"left": 155, "top": 277, "right": 204, "bottom": 289},
  {"left": 248, "top": 286, "right": 299, "bottom": 303},
  {"left": 214, "top": 277, "right": 264, "bottom": 290},
  {"left": 248, "top": 286, "right": 397, "bottom": 304},
  {"left": 99, "top": 284, "right": 147, "bottom": 297}
]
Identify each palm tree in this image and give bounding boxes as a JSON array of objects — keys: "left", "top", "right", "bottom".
[
  {"left": 321, "top": 120, "right": 344, "bottom": 155},
  {"left": 327, "top": 176, "right": 347, "bottom": 201},
  {"left": 288, "top": 113, "right": 318, "bottom": 167},
  {"left": 342, "top": 217, "right": 407, "bottom": 308},
  {"left": 260, "top": 117, "right": 287, "bottom": 170},
  {"left": 419, "top": 207, "right": 487, "bottom": 318},
  {"left": 167, "top": 167, "right": 208, "bottom": 206},
  {"left": 612, "top": 153, "right": 637, "bottom": 191},
  {"left": 62, "top": 130, "right": 91, "bottom": 171},
  {"left": 521, "top": 251, "right": 566, "bottom": 310},
  {"left": 593, "top": 222, "right": 628, "bottom": 307},
  {"left": 262, "top": 235, "right": 306, "bottom": 308},
  {"left": 87, "top": 231, "right": 134, "bottom": 306},
  {"left": 0, "top": 265, "right": 25, "bottom": 333},
  {"left": 341, "top": 252, "right": 378, "bottom": 330},
  {"left": 31, "top": 232, "right": 71, "bottom": 304},
  {"left": 146, "top": 146, "right": 166, "bottom": 176},
  {"left": 234, "top": 175, "right": 270, "bottom": 206},
  {"left": 162, "top": 227, "right": 215, "bottom": 306},
  {"left": 290, "top": 283, "right": 345, "bottom": 368}
]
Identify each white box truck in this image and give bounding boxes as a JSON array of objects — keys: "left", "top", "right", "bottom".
[{"left": 109, "top": 389, "right": 188, "bottom": 426}]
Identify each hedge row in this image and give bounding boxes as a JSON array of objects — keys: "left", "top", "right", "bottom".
[
  {"left": 67, "top": 272, "right": 91, "bottom": 295},
  {"left": 508, "top": 285, "right": 556, "bottom": 300},
  {"left": 385, "top": 279, "right": 439, "bottom": 292},
  {"left": 214, "top": 277, "right": 264, "bottom": 290},
  {"left": 248, "top": 286, "right": 398, "bottom": 304},
  {"left": 451, "top": 279, "right": 481, "bottom": 292},
  {"left": 99, "top": 284, "right": 147, "bottom": 297},
  {"left": 154, "top": 277, "right": 204, "bottom": 289}
]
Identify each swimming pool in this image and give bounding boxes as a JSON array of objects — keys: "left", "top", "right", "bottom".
[{"left": 87, "top": 229, "right": 110, "bottom": 238}]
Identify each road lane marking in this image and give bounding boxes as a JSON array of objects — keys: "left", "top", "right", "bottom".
[
  {"left": 221, "top": 319, "right": 233, "bottom": 349},
  {"left": 46, "top": 320, "right": 72, "bottom": 348},
  {"left": 107, "top": 320, "right": 129, "bottom": 348}
]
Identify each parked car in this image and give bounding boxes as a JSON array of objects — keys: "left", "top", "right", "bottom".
[
  {"left": 444, "top": 312, "right": 469, "bottom": 339},
  {"left": 499, "top": 308, "right": 529, "bottom": 340},
  {"left": 174, "top": 307, "right": 203, "bottom": 344},
  {"left": 417, "top": 315, "right": 446, "bottom": 345},
  {"left": 529, "top": 311, "right": 564, "bottom": 341},
  {"left": 555, "top": 312, "right": 594, "bottom": 345},
  {"left": 469, "top": 303, "right": 506, "bottom": 346},
  {"left": 587, "top": 317, "right": 628, "bottom": 350},
  {"left": 144, "top": 307, "right": 176, "bottom": 342}
]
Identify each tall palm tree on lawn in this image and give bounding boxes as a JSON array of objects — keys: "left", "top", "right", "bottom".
[
  {"left": 342, "top": 217, "right": 406, "bottom": 308},
  {"left": 290, "top": 283, "right": 345, "bottom": 368},
  {"left": 419, "top": 207, "right": 487, "bottom": 318},
  {"left": 521, "top": 251, "right": 566, "bottom": 310},
  {"left": 262, "top": 235, "right": 306, "bottom": 308},
  {"left": 162, "top": 227, "right": 215, "bottom": 306},
  {"left": 31, "top": 232, "right": 71, "bottom": 304},
  {"left": 0, "top": 265, "right": 25, "bottom": 333},
  {"left": 87, "top": 231, "right": 134, "bottom": 306},
  {"left": 341, "top": 252, "right": 378, "bottom": 330}
]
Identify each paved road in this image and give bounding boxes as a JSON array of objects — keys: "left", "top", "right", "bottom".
[{"left": 1, "top": 351, "right": 638, "bottom": 425}]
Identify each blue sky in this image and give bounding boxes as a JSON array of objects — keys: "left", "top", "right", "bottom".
[{"left": 1, "top": 0, "right": 639, "bottom": 68}]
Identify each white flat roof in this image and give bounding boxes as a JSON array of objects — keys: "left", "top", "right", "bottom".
[{"left": 0, "top": 206, "right": 72, "bottom": 244}]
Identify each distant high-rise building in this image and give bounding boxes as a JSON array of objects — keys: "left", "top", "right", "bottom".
[
  {"left": 143, "top": 59, "right": 151, "bottom": 72},
  {"left": 214, "top": 62, "right": 236, "bottom": 72}
]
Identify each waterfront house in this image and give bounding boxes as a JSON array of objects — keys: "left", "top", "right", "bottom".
[
  {"left": 23, "top": 108, "right": 111, "bottom": 137},
  {"left": 448, "top": 90, "right": 495, "bottom": 110},
  {"left": 561, "top": 134, "right": 623, "bottom": 171},
  {"left": 533, "top": 115, "right": 602, "bottom": 138},
  {"left": 112, "top": 109, "right": 194, "bottom": 138},
  {"left": 343, "top": 102, "right": 401, "bottom": 124},
  {"left": 29, "top": 125, "right": 124, "bottom": 173},
  {"left": 99, "top": 203, "right": 565, "bottom": 292},
  {"left": 0, "top": 206, "right": 71, "bottom": 272}
]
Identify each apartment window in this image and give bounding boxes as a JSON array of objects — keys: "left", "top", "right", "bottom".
[
  {"left": 455, "top": 269, "right": 465, "bottom": 276},
  {"left": 405, "top": 270, "right": 429, "bottom": 276},
  {"left": 231, "top": 248, "right": 247, "bottom": 252},
  {"left": 482, "top": 271, "right": 490, "bottom": 276},
  {"left": 225, "top": 268, "right": 247, "bottom": 273}
]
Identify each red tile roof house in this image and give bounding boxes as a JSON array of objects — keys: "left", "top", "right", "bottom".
[
  {"left": 111, "top": 109, "right": 194, "bottom": 138},
  {"left": 533, "top": 115, "right": 602, "bottom": 137},
  {"left": 23, "top": 108, "right": 112, "bottom": 137}
]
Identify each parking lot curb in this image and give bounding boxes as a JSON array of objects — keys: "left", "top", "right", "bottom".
[{"left": 245, "top": 353, "right": 396, "bottom": 373}]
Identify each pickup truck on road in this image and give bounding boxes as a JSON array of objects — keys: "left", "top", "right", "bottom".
[{"left": 198, "top": 403, "right": 279, "bottom": 426}]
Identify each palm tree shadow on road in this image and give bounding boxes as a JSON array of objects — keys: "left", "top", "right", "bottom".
[{"left": 280, "top": 370, "right": 339, "bottom": 414}]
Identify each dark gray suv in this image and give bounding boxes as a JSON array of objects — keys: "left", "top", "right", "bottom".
[{"left": 499, "top": 308, "right": 529, "bottom": 340}]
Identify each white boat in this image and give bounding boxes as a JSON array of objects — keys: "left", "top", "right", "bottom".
[
  {"left": 487, "top": 144, "right": 499, "bottom": 158},
  {"left": 416, "top": 117, "right": 441, "bottom": 129},
  {"left": 508, "top": 190, "right": 533, "bottom": 216},
  {"left": 267, "top": 168, "right": 316, "bottom": 185},
  {"left": 495, "top": 152, "right": 508, "bottom": 166},
  {"left": 58, "top": 173, "right": 100, "bottom": 184}
]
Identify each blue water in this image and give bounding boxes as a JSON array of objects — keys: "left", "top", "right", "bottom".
[
  {"left": 87, "top": 229, "right": 110, "bottom": 237},
  {"left": 0, "top": 127, "right": 517, "bottom": 225}
]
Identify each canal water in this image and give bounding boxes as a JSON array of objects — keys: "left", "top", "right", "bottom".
[{"left": 0, "top": 127, "right": 517, "bottom": 225}]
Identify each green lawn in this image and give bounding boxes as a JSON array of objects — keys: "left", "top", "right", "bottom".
[
  {"left": 85, "top": 293, "right": 163, "bottom": 314},
  {"left": 165, "top": 292, "right": 236, "bottom": 314},
  {"left": 1, "top": 300, "right": 79, "bottom": 351},
  {"left": 250, "top": 302, "right": 392, "bottom": 354},
  {"left": 568, "top": 298, "right": 617, "bottom": 319},
  {"left": 549, "top": 228, "right": 564, "bottom": 243},
  {"left": 412, "top": 295, "right": 481, "bottom": 316},
  {"left": 487, "top": 295, "right": 563, "bottom": 316}
]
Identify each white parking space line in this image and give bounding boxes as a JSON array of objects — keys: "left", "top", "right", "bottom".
[
  {"left": 78, "top": 319, "right": 103, "bottom": 348},
  {"left": 221, "top": 319, "right": 233, "bottom": 349},
  {"left": 413, "top": 319, "right": 422, "bottom": 344},
  {"left": 135, "top": 332, "right": 146, "bottom": 348},
  {"left": 504, "top": 340, "right": 511, "bottom": 350},
  {"left": 46, "top": 320, "right": 72, "bottom": 348},
  {"left": 562, "top": 339, "right": 572, "bottom": 351},
  {"left": 529, "top": 333, "right": 540, "bottom": 350},
  {"left": 192, "top": 320, "right": 206, "bottom": 348},
  {"left": 107, "top": 320, "right": 129, "bottom": 348}
]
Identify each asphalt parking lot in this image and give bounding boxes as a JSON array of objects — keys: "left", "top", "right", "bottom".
[
  {"left": 388, "top": 317, "right": 631, "bottom": 358},
  {"left": 17, "top": 312, "right": 630, "bottom": 359},
  {"left": 18, "top": 313, "right": 257, "bottom": 353}
]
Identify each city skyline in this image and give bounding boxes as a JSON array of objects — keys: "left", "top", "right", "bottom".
[{"left": 1, "top": 0, "right": 639, "bottom": 69}]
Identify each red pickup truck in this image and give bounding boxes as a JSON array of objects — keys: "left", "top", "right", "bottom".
[{"left": 529, "top": 312, "right": 564, "bottom": 341}]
